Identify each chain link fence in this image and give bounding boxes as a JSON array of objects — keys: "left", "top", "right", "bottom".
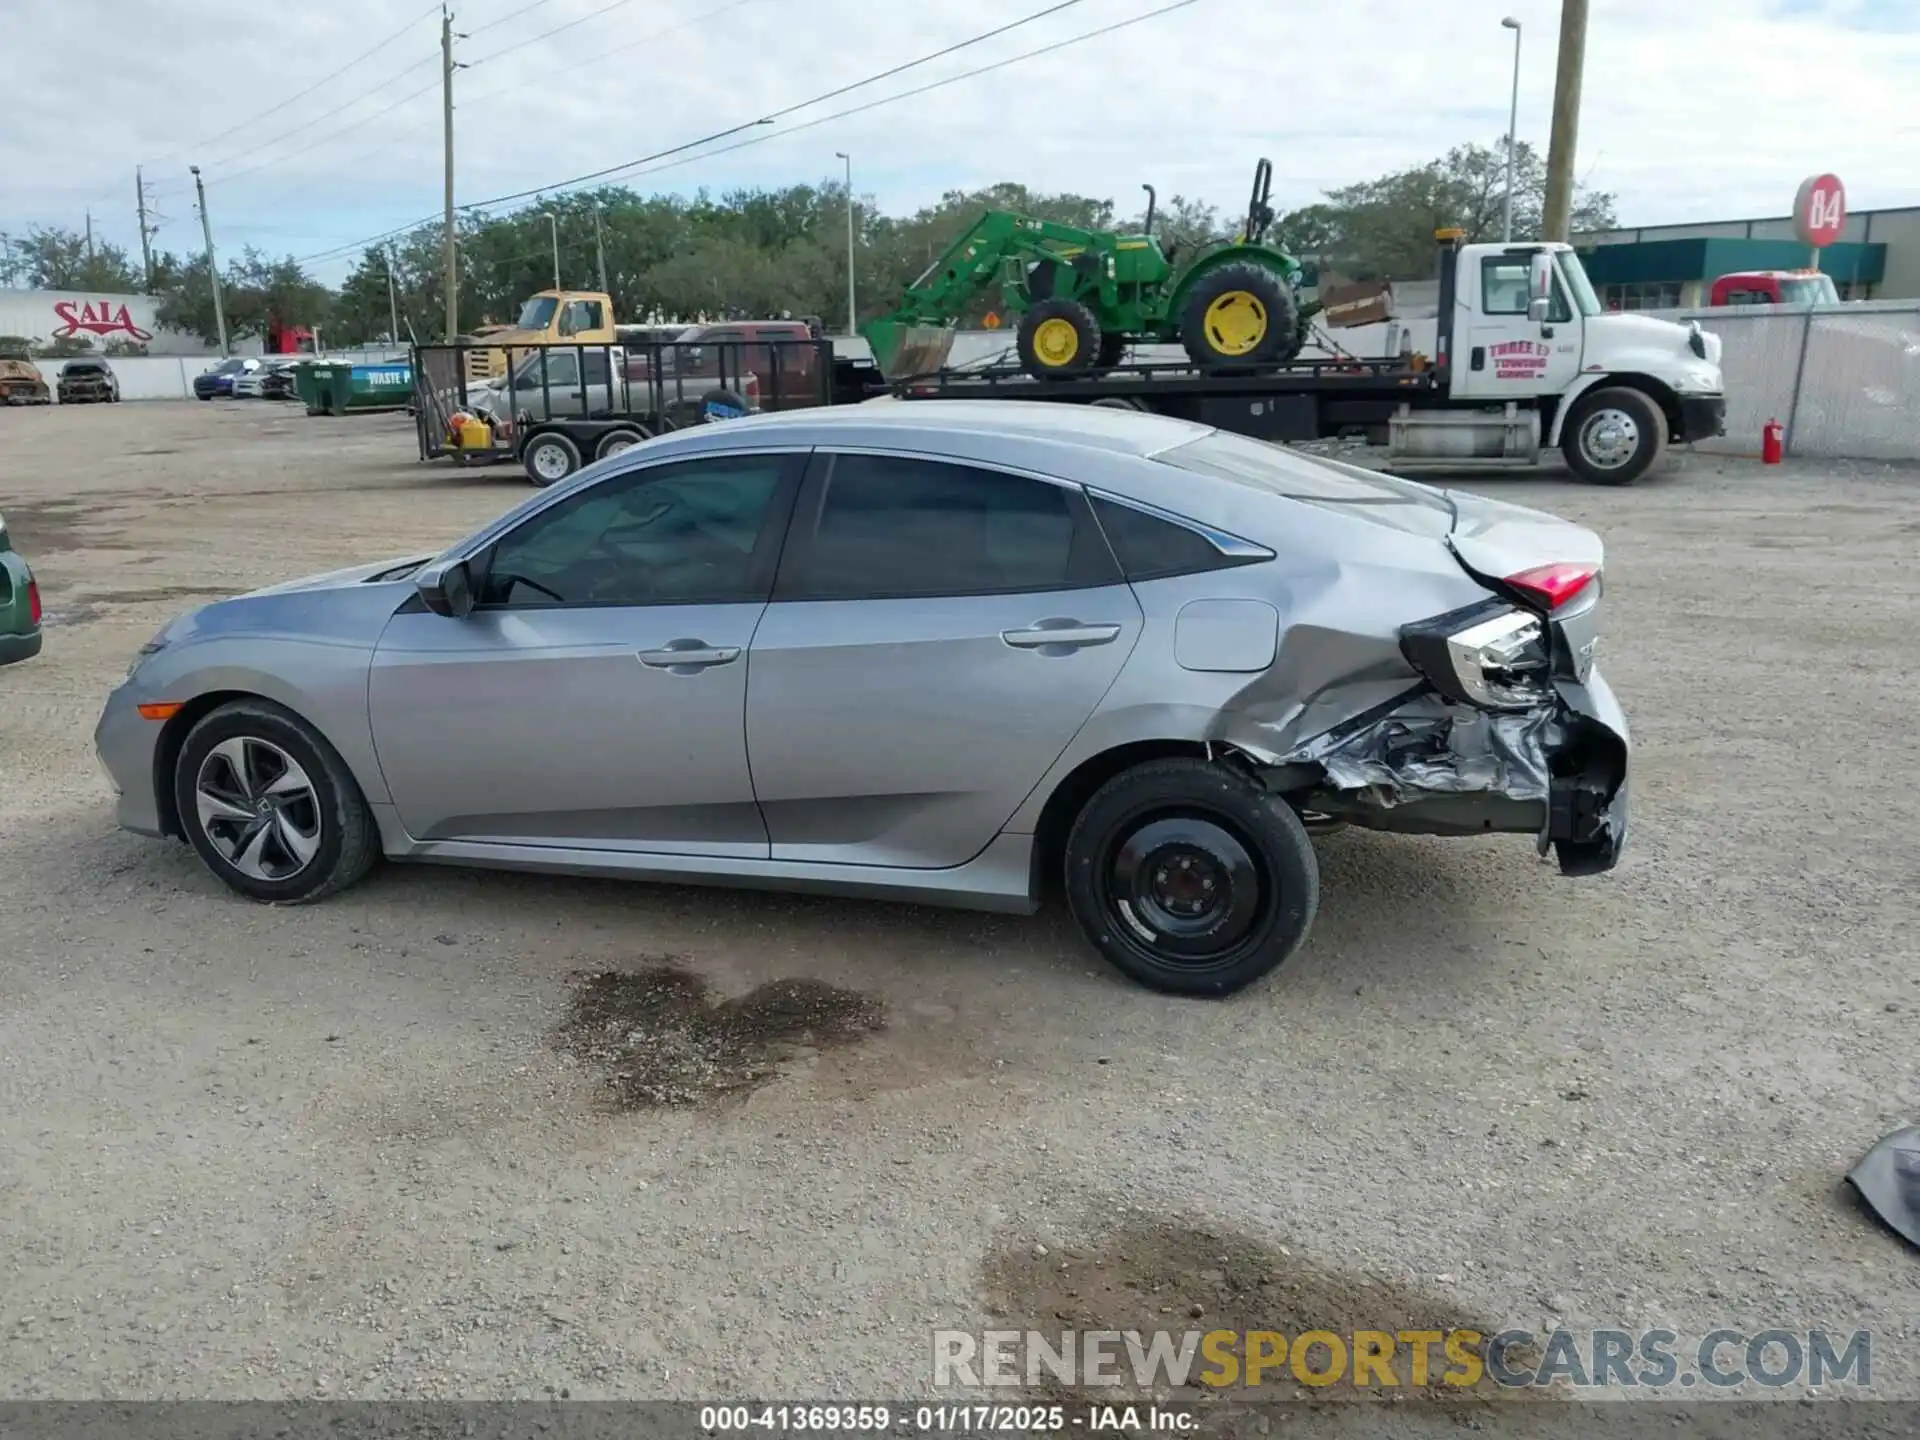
[{"left": 1653, "top": 299, "right": 1920, "bottom": 461}]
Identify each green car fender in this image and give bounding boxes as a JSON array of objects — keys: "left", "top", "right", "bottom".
[{"left": 0, "top": 539, "right": 43, "bottom": 666}]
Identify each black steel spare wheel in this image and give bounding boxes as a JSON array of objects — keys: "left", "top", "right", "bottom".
[{"left": 1064, "top": 758, "right": 1319, "bottom": 996}]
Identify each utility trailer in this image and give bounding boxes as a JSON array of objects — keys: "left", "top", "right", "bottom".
[
  {"left": 411, "top": 336, "right": 885, "bottom": 487},
  {"left": 892, "top": 230, "right": 1730, "bottom": 487}
]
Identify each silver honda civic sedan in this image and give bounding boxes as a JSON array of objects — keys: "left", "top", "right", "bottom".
[{"left": 95, "top": 401, "right": 1629, "bottom": 996}]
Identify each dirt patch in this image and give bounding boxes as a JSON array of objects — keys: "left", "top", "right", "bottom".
[
  {"left": 980, "top": 1214, "right": 1521, "bottom": 1413},
  {"left": 552, "top": 960, "right": 885, "bottom": 1109}
]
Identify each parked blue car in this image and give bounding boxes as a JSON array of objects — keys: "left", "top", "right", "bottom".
[{"left": 193, "top": 357, "right": 260, "bottom": 400}]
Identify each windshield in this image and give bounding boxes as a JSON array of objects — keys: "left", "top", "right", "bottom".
[
  {"left": 1780, "top": 276, "right": 1841, "bottom": 305},
  {"left": 515, "top": 296, "right": 559, "bottom": 330},
  {"left": 1557, "top": 251, "right": 1603, "bottom": 317},
  {"left": 217, "top": 358, "right": 247, "bottom": 374}
]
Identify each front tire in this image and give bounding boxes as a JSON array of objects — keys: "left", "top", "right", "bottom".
[
  {"left": 1016, "top": 297, "right": 1101, "bottom": 381},
  {"left": 1562, "top": 386, "right": 1666, "bottom": 485},
  {"left": 173, "top": 699, "right": 378, "bottom": 904},
  {"left": 1064, "top": 758, "right": 1319, "bottom": 997}
]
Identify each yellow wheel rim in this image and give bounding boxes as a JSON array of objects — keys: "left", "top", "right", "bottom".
[
  {"left": 1032, "top": 316, "right": 1080, "bottom": 367},
  {"left": 1203, "top": 290, "right": 1268, "bottom": 357}
]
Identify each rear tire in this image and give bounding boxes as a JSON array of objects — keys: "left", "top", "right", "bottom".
[
  {"left": 1017, "top": 297, "right": 1101, "bottom": 381},
  {"left": 1562, "top": 386, "right": 1666, "bottom": 485},
  {"left": 522, "top": 430, "right": 582, "bottom": 487},
  {"left": 1063, "top": 758, "right": 1319, "bottom": 997},
  {"left": 594, "top": 427, "right": 647, "bottom": 461},
  {"left": 1179, "top": 261, "right": 1299, "bottom": 369},
  {"left": 172, "top": 700, "right": 378, "bottom": 905}
]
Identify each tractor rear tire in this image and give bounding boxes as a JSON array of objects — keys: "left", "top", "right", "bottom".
[
  {"left": 1017, "top": 298, "right": 1101, "bottom": 381},
  {"left": 1180, "top": 261, "right": 1299, "bottom": 370}
]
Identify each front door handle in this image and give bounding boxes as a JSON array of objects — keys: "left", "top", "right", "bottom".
[
  {"left": 1002, "top": 621, "right": 1123, "bottom": 651},
  {"left": 637, "top": 639, "right": 741, "bottom": 672}
]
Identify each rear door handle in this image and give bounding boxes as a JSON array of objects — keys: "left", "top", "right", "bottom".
[
  {"left": 637, "top": 640, "right": 741, "bottom": 671},
  {"left": 1001, "top": 621, "right": 1122, "bottom": 651}
]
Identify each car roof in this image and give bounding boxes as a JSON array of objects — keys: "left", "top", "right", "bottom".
[{"left": 639, "top": 398, "right": 1213, "bottom": 462}]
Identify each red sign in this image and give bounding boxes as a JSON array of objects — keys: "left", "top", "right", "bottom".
[
  {"left": 1793, "top": 174, "right": 1846, "bottom": 248},
  {"left": 1490, "top": 338, "right": 1550, "bottom": 380},
  {"left": 50, "top": 299, "right": 153, "bottom": 343}
]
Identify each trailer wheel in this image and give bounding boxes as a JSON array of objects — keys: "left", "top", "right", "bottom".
[
  {"left": 1017, "top": 298, "right": 1101, "bottom": 380},
  {"left": 594, "top": 427, "right": 648, "bottom": 462},
  {"left": 522, "top": 431, "right": 582, "bottom": 488},
  {"left": 1562, "top": 386, "right": 1666, "bottom": 485},
  {"left": 1179, "top": 261, "right": 1298, "bottom": 369}
]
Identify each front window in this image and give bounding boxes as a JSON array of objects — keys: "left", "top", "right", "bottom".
[
  {"left": 513, "top": 351, "right": 579, "bottom": 389},
  {"left": 515, "top": 296, "right": 559, "bottom": 330},
  {"left": 479, "top": 455, "right": 798, "bottom": 607},
  {"left": 1556, "top": 251, "right": 1603, "bottom": 316},
  {"left": 1779, "top": 275, "right": 1841, "bottom": 306},
  {"left": 1479, "top": 256, "right": 1572, "bottom": 323}
]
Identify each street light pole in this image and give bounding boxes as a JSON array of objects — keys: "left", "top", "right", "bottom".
[
  {"left": 835, "top": 151, "right": 856, "bottom": 335},
  {"left": 591, "top": 201, "right": 609, "bottom": 295},
  {"left": 1501, "top": 16, "right": 1522, "bottom": 242}
]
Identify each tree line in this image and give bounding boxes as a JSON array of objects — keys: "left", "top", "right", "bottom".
[{"left": 1, "top": 140, "right": 1614, "bottom": 352}]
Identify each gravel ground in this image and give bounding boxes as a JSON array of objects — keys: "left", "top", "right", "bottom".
[{"left": 1, "top": 402, "right": 1917, "bottom": 1409}]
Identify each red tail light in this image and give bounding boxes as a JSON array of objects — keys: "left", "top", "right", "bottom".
[
  {"left": 1505, "top": 562, "right": 1597, "bottom": 610},
  {"left": 27, "top": 577, "right": 42, "bottom": 626}
]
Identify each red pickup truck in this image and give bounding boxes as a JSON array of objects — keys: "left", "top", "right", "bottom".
[{"left": 629, "top": 319, "right": 831, "bottom": 410}]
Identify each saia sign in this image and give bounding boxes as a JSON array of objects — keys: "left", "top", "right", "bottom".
[
  {"left": 1793, "top": 174, "right": 1846, "bottom": 249},
  {"left": 51, "top": 299, "right": 154, "bottom": 343}
]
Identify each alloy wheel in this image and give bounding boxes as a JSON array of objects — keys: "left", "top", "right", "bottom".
[{"left": 194, "top": 736, "right": 323, "bottom": 881}]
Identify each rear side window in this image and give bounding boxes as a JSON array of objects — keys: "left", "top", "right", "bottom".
[
  {"left": 1090, "top": 496, "right": 1256, "bottom": 582},
  {"left": 785, "top": 454, "right": 1116, "bottom": 600}
]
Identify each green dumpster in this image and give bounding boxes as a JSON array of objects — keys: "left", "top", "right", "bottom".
[{"left": 297, "top": 360, "right": 412, "bottom": 416}]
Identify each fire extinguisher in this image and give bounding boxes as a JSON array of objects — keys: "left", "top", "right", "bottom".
[{"left": 1762, "top": 417, "right": 1784, "bottom": 465}]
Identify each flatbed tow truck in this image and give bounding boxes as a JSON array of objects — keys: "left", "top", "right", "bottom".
[{"left": 887, "top": 230, "right": 1728, "bottom": 487}]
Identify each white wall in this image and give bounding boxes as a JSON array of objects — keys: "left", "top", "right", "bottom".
[
  {"left": 30, "top": 347, "right": 412, "bottom": 402},
  {"left": 0, "top": 288, "right": 218, "bottom": 356}
]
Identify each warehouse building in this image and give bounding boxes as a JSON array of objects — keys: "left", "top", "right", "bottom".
[{"left": 1574, "top": 204, "right": 1920, "bottom": 310}]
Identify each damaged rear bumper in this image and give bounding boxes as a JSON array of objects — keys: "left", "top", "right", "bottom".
[{"left": 1274, "top": 665, "right": 1629, "bottom": 876}]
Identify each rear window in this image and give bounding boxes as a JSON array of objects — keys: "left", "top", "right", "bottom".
[{"left": 1154, "top": 431, "right": 1456, "bottom": 537}]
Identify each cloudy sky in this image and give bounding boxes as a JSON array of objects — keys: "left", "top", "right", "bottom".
[{"left": 6, "top": 0, "right": 1917, "bottom": 283}]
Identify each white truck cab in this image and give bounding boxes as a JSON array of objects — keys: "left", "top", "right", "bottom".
[{"left": 1374, "top": 233, "right": 1728, "bottom": 484}]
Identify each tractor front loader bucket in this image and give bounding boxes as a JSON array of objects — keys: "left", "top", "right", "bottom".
[{"left": 866, "top": 321, "right": 957, "bottom": 381}]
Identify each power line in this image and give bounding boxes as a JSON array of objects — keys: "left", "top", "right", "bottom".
[
  {"left": 465, "top": 0, "right": 559, "bottom": 38},
  {"left": 614, "top": 1, "right": 1205, "bottom": 186},
  {"left": 147, "top": 0, "right": 442, "bottom": 168},
  {"left": 201, "top": 57, "right": 441, "bottom": 181},
  {"left": 466, "top": 0, "right": 641, "bottom": 64},
  {"left": 207, "top": 75, "right": 445, "bottom": 190},
  {"left": 465, "top": 0, "right": 1089, "bottom": 207},
  {"left": 209, "top": 0, "right": 752, "bottom": 212},
  {"left": 294, "top": 0, "right": 1188, "bottom": 270}
]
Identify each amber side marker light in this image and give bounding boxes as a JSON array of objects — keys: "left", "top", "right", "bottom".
[{"left": 136, "top": 702, "right": 183, "bottom": 721}]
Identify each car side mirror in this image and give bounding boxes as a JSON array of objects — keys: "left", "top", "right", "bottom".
[
  {"left": 1526, "top": 296, "right": 1552, "bottom": 324},
  {"left": 414, "top": 559, "right": 475, "bottom": 618},
  {"left": 1526, "top": 251, "right": 1554, "bottom": 324}
]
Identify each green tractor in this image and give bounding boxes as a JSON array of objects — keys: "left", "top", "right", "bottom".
[{"left": 865, "top": 159, "right": 1317, "bottom": 382}]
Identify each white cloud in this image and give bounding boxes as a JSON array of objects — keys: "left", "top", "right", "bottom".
[{"left": 4, "top": 0, "right": 1915, "bottom": 283}]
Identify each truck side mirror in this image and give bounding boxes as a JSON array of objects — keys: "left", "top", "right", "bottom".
[{"left": 1527, "top": 252, "right": 1554, "bottom": 324}]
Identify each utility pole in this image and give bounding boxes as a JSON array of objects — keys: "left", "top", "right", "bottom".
[
  {"left": 85, "top": 210, "right": 95, "bottom": 261},
  {"left": 540, "top": 211, "right": 559, "bottom": 292},
  {"left": 190, "top": 166, "right": 230, "bottom": 357},
  {"left": 135, "top": 167, "right": 157, "bottom": 290},
  {"left": 1541, "top": 0, "right": 1589, "bottom": 243},
  {"left": 835, "top": 151, "right": 856, "bottom": 335},
  {"left": 386, "top": 248, "right": 402, "bottom": 347},
  {"left": 441, "top": 5, "right": 459, "bottom": 340},
  {"left": 591, "top": 202, "right": 609, "bottom": 295}
]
